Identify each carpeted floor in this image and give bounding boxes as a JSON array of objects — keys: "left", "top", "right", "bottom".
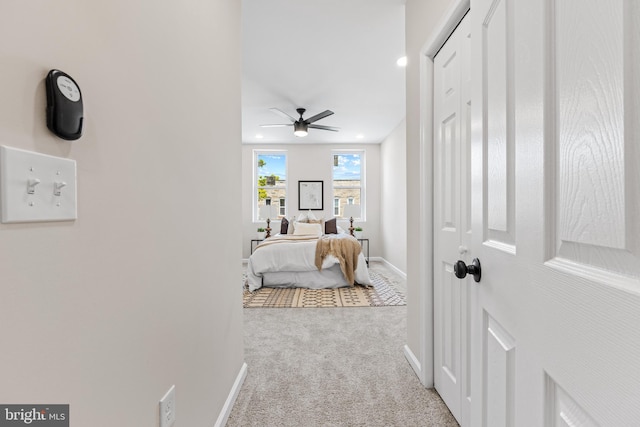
[{"left": 228, "top": 262, "right": 459, "bottom": 427}]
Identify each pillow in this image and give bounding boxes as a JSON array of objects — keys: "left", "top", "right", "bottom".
[
  {"left": 306, "top": 211, "right": 324, "bottom": 230},
  {"left": 308, "top": 218, "right": 324, "bottom": 232},
  {"left": 297, "top": 210, "right": 317, "bottom": 223},
  {"left": 297, "top": 211, "right": 309, "bottom": 223},
  {"left": 293, "top": 222, "right": 323, "bottom": 237},
  {"left": 280, "top": 217, "right": 289, "bottom": 235},
  {"left": 325, "top": 217, "right": 338, "bottom": 234},
  {"left": 288, "top": 216, "right": 296, "bottom": 234}
]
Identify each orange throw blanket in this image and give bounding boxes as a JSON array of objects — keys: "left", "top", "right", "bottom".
[{"left": 314, "top": 235, "right": 361, "bottom": 285}]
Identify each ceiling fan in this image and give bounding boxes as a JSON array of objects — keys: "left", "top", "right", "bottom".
[{"left": 260, "top": 107, "right": 339, "bottom": 137}]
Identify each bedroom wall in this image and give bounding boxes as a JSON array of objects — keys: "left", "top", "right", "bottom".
[
  {"left": 405, "top": 0, "right": 460, "bottom": 385},
  {"left": 0, "top": 1, "right": 244, "bottom": 426},
  {"left": 241, "top": 144, "right": 381, "bottom": 261},
  {"left": 380, "top": 119, "right": 407, "bottom": 275}
]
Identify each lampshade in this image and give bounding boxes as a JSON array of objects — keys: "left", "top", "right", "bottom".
[
  {"left": 343, "top": 204, "right": 361, "bottom": 219},
  {"left": 293, "top": 122, "right": 308, "bottom": 137},
  {"left": 258, "top": 205, "right": 278, "bottom": 220}
]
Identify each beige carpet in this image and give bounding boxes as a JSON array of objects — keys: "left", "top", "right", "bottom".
[
  {"left": 243, "top": 270, "right": 406, "bottom": 308},
  {"left": 228, "top": 262, "right": 459, "bottom": 427}
]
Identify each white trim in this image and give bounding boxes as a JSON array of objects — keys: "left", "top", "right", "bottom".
[
  {"left": 214, "top": 362, "right": 247, "bottom": 427},
  {"left": 403, "top": 345, "right": 423, "bottom": 380},
  {"left": 421, "top": 1, "right": 470, "bottom": 57},
  {"left": 376, "top": 257, "right": 407, "bottom": 279},
  {"left": 414, "top": 0, "right": 471, "bottom": 389}
]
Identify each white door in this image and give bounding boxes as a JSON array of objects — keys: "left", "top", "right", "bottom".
[
  {"left": 468, "top": 0, "right": 640, "bottom": 425},
  {"left": 433, "top": 13, "right": 472, "bottom": 426}
]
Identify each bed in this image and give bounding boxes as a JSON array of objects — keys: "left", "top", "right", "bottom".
[{"left": 246, "top": 219, "right": 372, "bottom": 292}]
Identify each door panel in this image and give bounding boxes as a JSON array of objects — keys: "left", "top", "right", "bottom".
[
  {"left": 434, "top": 32, "right": 463, "bottom": 422},
  {"left": 555, "top": 0, "right": 624, "bottom": 250},
  {"left": 441, "top": 262, "right": 460, "bottom": 383},
  {"left": 551, "top": 0, "right": 640, "bottom": 279},
  {"left": 484, "top": 314, "right": 515, "bottom": 427},
  {"left": 433, "top": 12, "right": 472, "bottom": 426},
  {"left": 545, "top": 375, "right": 599, "bottom": 427},
  {"left": 483, "top": 0, "right": 515, "bottom": 248},
  {"left": 470, "top": 0, "right": 640, "bottom": 425},
  {"left": 442, "top": 113, "right": 458, "bottom": 230}
]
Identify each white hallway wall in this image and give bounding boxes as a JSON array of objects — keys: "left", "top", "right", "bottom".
[
  {"left": 0, "top": 1, "right": 244, "bottom": 425},
  {"left": 380, "top": 119, "right": 407, "bottom": 274}
]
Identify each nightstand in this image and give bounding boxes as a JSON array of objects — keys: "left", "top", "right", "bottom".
[
  {"left": 250, "top": 239, "right": 264, "bottom": 254},
  {"left": 357, "top": 238, "right": 369, "bottom": 266}
]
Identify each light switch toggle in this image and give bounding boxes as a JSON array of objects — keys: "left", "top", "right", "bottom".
[
  {"left": 53, "top": 181, "right": 67, "bottom": 196},
  {"left": 27, "top": 178, "right": 41, "bottom": 194}
]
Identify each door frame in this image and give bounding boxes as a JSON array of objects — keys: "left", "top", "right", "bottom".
[{"left": 403, "top": 0, "right": 470, "bottom": 388}]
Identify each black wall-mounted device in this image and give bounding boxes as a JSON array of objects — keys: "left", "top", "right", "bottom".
[{"left": 46, "top": 69, "right": 83, "bottom": 140}]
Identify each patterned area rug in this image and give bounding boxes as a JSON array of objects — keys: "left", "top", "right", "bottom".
[{"left": 243, "top": 270, "right": 406, "bottom": 308}]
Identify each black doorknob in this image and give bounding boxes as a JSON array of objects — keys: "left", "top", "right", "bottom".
[{"left": 454, "top": 258, "right": 481, "bottom": 282}]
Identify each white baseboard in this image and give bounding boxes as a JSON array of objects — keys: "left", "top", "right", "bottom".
[
  {"left": 214, "top": 362, "right": 247, "bottom": 427},
  {"left": 377, "top": 258, "right": 407, "bottom": 279},
  {"left": 404, "top": 344, "right": 424, "bottom": 384}
]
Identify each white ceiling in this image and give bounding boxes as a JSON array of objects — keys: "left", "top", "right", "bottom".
[{"left": 241, "top": 0, "right": 406, "bottom": 145}]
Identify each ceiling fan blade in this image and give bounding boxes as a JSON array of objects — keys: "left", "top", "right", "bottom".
[
  {"left": 308, "top": 124, "right": 340, "bottom": 132},
  {"left": 269, "top": 108, "right": 297, "bottom": 123},
  {"left": 260, "top": 124, "right": 293, "bottom": 128},
  {"left": 304, "top": 110, "right": 334, "bottom": 124}
]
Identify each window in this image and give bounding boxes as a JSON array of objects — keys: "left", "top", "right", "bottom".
[
  {"left": 332, "top": 151, "right": 363, "bottom": 218},
  {"left": 255, "top": 151, "right": 287, "bottom": 220},
  {"left": 279, "top": 198, "right": 286, "bottom": 216}
]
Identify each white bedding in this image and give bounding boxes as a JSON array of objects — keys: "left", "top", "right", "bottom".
[{"left": 247, "top": 234, "right": 371, "bottom": 291}]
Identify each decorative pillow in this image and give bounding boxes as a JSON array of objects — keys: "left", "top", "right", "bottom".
[
  {"left": 325, "top": 217, "right": 338, "bottom": 234},
  {"left": 280, "top": 217, "right": 289, "bottom": 235},
  {"left": 297, "top": 210, "right": 319, "bottom": 223},
  {"left": 287, "top": 216, "right": 296, "bottom": 234},
  {"left": 297, "top": 211, "right": 309, "bottom": 223},
  {"left": 293, "top": 222, "right": 323, "bottom": 237},
  {"left": 308, "top": 218, "right": 324, "bottom": 232}
]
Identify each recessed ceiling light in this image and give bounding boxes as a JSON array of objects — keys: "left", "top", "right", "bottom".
[
  {"left": 396, "top": 56, "right": 408, "bottom": 67},
  {"left": 356, "top": 134, "right": 364, "bottom": 139},
  {"left": 256, "top": 134, "right": 264, "bottom": 139}
]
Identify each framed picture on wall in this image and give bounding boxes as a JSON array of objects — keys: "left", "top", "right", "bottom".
[{"left": 298, "top": 180, "right": 323, "bottom": 210}]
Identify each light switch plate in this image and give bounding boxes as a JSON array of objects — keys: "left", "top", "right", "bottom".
[
  {"left": 0, "top": 146, "right": 77, "bottom": 223},
  {"left": 159, "top": 385, "right": 176, "bottom": 427}
]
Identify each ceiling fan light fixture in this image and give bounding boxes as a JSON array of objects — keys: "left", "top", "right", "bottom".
[
  {"left": 263, "top": 108, "right": 337, "bottom": 137},
  {"left": 293, "top": 122, "right": 308, "bottom": 137}
]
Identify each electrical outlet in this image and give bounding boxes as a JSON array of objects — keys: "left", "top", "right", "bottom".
[{"left": 159, "top": 385, "right": 176, "bottom": 427}]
